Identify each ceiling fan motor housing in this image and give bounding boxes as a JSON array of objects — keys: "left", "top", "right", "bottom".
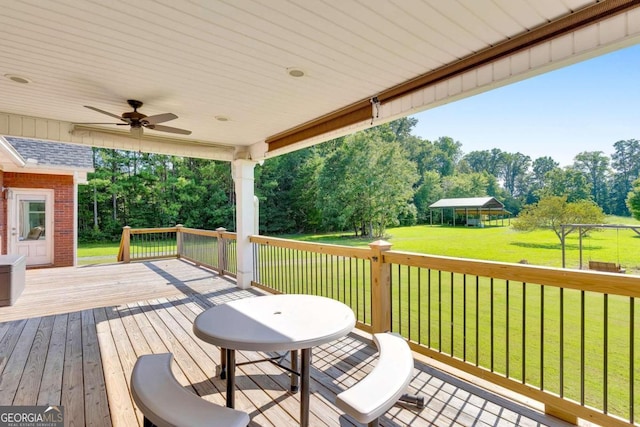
[
  {"left": 122, "top": 111, "right": 147, "bottom": 125},
  {"left": 123, "top": 100, "right": 147, "bottom": 126}
]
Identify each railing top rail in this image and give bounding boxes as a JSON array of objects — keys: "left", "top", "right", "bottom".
[
  {"left": 250, "top": 235, "right": 370, "bottom": 259},
  {"left": 385, "top": 250, "right": 640, "bottom": 298},
  {"left": 128, "top": 227, "right": 178, "bottom": 234},
  {"left": 178, "top": 227, "right": 219, "bottom": 238}
]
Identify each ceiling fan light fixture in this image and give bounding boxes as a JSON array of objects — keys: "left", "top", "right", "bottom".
[
  {"left": 287, "top": 68, "right": 305, "bottom": 78},
  {"left": 4, "top": 74, "right": 31, "bottom": 84}
]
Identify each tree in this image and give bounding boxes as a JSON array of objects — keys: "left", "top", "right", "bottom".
[
  {"left": 317, "top": 126, "right": 418, "bottom": 237},
  {"left": 441, "top": 173, "right": 489, "bottom": 198},
  {"left": 513, "top": 196, "right": 605, "bottom": 243},
  {"left": 572, "top": 151, "right": 610, "bottom": 210},
  {"left": 537, "top": 167, "right": 591, "bottom": 202},
  {"left": 626, "top": 177, "right": 640, "bottom": 220},
  {"left": 610, "top": 139, "right": 640, "bottom": 215},
  {"left": 522, "top": 156, "right": 560, "bottom": 204},
  {"left": 414, "top": 171, "right": 443, "bottom": 223},
  {"left": 431, "top": 136, "right": 463, "bottom": 177},
  {"left": 501, "top": 152, "right": 531, "bottom": 196},
  {"left": 462, "top": 148, "right": 505, "bottom": 177}
]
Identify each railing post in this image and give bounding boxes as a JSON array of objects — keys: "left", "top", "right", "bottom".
[
  {"left": 369, "top": 240, "right": 392, "bottom": 333},
  {"left": 176, "top": 224, "right": 183, "bottom": 259},
  {"left": 216, "top": 227, "right": 227, "bottom": 276},
  {"left": 121, "top": 226, "right": 131, "bottom": 263},
  {"left": 545, "top": 405, "right": 577, "bottom": 425}
]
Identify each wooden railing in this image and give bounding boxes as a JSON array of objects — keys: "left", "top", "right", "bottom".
[
  {"left": 250, "top": 235, "right": 373, "bottom": 330},
  {"left": 250, "top": 236, "right": 640, "bottom": 427},
  {"left": 119, "top": 226, "right": 640, "bottom": 426},
  {"left": 118, "top": 226, "right": 237, "bottom": 277}
]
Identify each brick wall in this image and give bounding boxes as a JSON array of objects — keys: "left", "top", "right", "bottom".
[{"left": 1, "top": 172, "right": 75, "bottom": 267}]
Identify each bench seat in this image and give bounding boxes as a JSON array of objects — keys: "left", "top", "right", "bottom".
[
  {"left": 131, "top": 353, "right": 249, "bottom": 427},
  {"left": 589, "top": 261, "right": 625, "bottom": 273},
  {"left": 336, "top": 333, "right": 415, "bottom": 426}
]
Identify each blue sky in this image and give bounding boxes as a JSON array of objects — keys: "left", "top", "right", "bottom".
[{"left": 411, "top": 43, "right": 640, "bottom": 166}]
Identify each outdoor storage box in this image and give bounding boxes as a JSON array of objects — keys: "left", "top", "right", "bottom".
[{"left": 0, "top": 254, "right": 26, "bottom": 306}]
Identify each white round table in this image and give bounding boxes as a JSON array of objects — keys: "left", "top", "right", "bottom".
[{"left": 193, "top": 294, "right": 356, "bottom": 427}]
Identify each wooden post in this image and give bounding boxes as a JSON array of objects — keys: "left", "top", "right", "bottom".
[
  {"left": 369, "top": 240, "right": 392, "bottom": 333},
  {"left": 545, "top": 404, "right": 578, "bottom": 425},
  {"left": 121, "top": 226, "right": 131, "bottom": 263},
  {"left": 216, "top": 227, "right": 227, "bottom": 276},
  {"left": 176, "top": 224, "right": 183, "bottom": 258}
]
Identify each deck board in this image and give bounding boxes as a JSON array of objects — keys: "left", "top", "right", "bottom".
[
  {"left": 0, "top": 259, "right": 573, "bottom": 427},
  {"left": 38, "top": 314, "right": 67, "bottom": 406}
]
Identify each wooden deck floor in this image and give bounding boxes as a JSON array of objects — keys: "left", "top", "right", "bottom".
[{"left": 0, "top": 259, "right": 573, "bottom": 426}]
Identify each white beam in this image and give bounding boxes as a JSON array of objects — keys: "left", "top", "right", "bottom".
[{"left": 0, "top": 113, "right": 236, "bottom": 161}]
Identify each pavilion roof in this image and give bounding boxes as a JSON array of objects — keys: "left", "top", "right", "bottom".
[{"left": 429, "top": 197, "right": 504, "bottom": 210}]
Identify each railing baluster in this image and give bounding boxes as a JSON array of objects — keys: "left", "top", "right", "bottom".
[
  {"left": 450, "top": 272, "right": 454, "bottom": 357},
  {"left": 541, "top": 285, "right": 545, "bottom": 390},
  {"left": 438, "top": 270, "right": 442, "bottom": 352},
  {"left": 522, "top": 282, "right": 526, "bottom": 384},
  {"left": 604, "top": 293, "right": 608, "bottom": 414},
  {"left": 491, "top": 278, "right": 494, "bottom": 373},
  {"left": 630, "top": 297, "right": 635, "bottom": 424},
  {"left": 407, "top": 265, "right": 411, "bottom": 340},
  {"left": 463, "top": 274, "right": 467, "bottom": 361},
  {"left": 560, "top": 287, "right": 565, "bottom": 398},
  {"left": 418, "top": 268, "right": 422, "bottom": 345},
  {"left": 475, "top": 276, "right": 479, "bottom": 367},
  {"left": 506, "top": 279, "right": 510, "bottom": 378},
  {"left": 581, "top": 290, "right": 585, "bottom": 406},
  {"left": 428, "top": 268, "right": 431, "bottom": 348},
  {"left": 342, "top": 256, "right": 346, "bottom": 305},
  {"left": 398, "top": 265, "right": 404, "bottom": 336}
]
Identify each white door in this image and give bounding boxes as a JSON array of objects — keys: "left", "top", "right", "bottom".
[{"left": 8, "top": 189, "right": 54, "bottom": 266}]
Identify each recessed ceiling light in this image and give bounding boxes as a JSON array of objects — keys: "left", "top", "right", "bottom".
[
  {"left": 287, "top": 68, "right": 305, "bottom": 78},
  {"left": 4, "top": 74, "right": 31, "bottom": 84},
  {"left": 215, "top": 115, "right": 230, "bottom": 122}
]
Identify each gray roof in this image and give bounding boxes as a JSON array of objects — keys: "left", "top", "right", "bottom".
[
  {"left": 429, "top": 197, "right": 505, "bottom": 209},
  {"left": 5, "top": 137, "right": 93, "bottom": 170}
]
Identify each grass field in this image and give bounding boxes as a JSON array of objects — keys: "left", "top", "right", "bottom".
[{"left": 289, "top": 216, "right": 640, "bottom": 274}]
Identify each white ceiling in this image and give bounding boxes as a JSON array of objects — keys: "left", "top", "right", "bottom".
[{"left": 0, "top": 0, "right": 636, "bottom": 161}]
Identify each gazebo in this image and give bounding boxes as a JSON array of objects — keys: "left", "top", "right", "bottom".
[{"left": 428, "top": 197, "right": 510, "bottom": 227}]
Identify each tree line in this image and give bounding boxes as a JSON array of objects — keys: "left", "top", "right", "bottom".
[{"left": 78, "top": 117, "right": 640, "bottom": 241}]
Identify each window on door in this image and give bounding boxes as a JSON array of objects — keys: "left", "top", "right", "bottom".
[{"left": 19, "top": 199, "right": 46, "bottom": 240}]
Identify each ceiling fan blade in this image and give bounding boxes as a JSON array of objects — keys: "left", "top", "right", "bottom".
[
  {"left": 146, "top": 124, "right": 192, "bottom": 135},
  {"left": 84, "top": 105, "right": 125, "bottom": 121},
  {"left": 143, "top": 112, "right": 178, "bottom": 125},
  {"left": 73, "top": 122, "right": 129, "bottom": 125}
]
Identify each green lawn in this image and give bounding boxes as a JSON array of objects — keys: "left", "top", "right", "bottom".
[{"left": 288, "top": 217, "right": 640, "bottom": 274}]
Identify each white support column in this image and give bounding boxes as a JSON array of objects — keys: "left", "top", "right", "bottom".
[{"left": 232, "top": 159, "right": 257, "bottom": 289}]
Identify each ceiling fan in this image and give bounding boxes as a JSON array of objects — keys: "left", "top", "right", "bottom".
[{"left": 80, "top": 99, "right": 192, "bottom": 135}]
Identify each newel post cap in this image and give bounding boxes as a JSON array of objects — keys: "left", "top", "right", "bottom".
[{"left": 369, "top": 240, "right": 392, "bottom": 251}]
